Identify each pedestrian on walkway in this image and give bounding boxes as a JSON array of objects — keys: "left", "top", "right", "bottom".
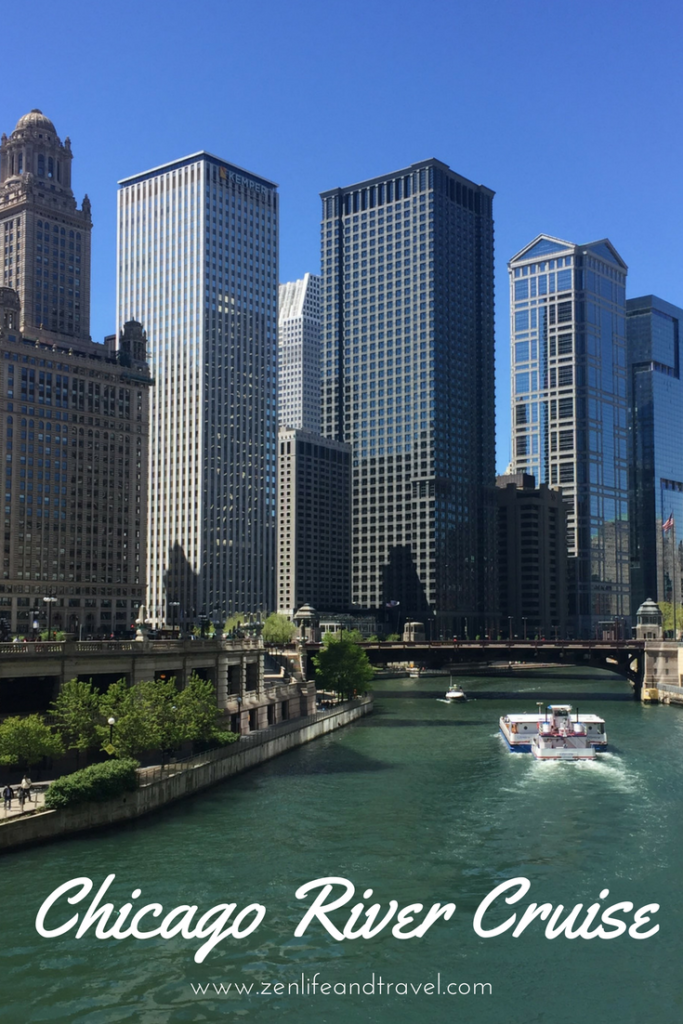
[
  {"left": 18, "top": 786, "right": 26, "bottom": 809},
  {"left": 3, "top": 784, "right": 13, "bottom": 811},
  {"left": 20, "top": 775, "right": 32, "bottom": 803}
]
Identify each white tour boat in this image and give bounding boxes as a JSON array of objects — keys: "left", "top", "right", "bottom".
[
  {"left": 530, "top": 705, "right": 598, "bottom": 761},
  {"left": 499, "top": 704, "right": 606, "bottom": 753}
]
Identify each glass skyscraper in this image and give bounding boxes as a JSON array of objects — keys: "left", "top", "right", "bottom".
[
  {"left": 627, "top": 295, "right": 683, "bottom": 622},
  {"left": 117, "top": 153, "right": 278, "bottom": 627},
  {"left": 509, "top": 235, "right": 630, "bottom": 637},
  {"left": 320, "top": 159, "right": 496, "bottom": 635}
]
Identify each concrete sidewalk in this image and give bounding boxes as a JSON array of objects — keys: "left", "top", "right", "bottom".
[{"left": 2, "top": 789, "right": 47, "bottom": 819}]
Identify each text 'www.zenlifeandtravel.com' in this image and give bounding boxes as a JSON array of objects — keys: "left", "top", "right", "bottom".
[{"left": 190, "top": 973, "right": 492, "bottom": 997}]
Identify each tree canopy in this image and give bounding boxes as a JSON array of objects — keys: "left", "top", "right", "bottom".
[
  {"left": 262, "top": 613, "right": 295, "bottom": 645},
  {"left": 50, "top": 678, "right": 100, "bottom": 755},
  {"left": 97, "top": 673, "right": 224, "bottom": 758},
  {"left": 312, "top": 637, "right": 374, "bottom": 700},
  {"left": 656, "top": 601, "right": 683, "bottom": 636},
  {"left": 322, "top": 628, "right": 365, "bottom": 645},
  {"left": 0, "top": 714, "right": 64, "bottom": 769}
]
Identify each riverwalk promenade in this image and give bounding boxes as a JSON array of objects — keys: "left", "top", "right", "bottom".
[{"left": 0, "top": 696, "right": 373, "bottom": 852}]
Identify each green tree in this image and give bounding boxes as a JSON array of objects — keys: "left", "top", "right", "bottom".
[
  {"left": 97, "top": 674, "right": 229, "bottom": 759},
  {"left": 657, "top": 601, "right": 683, "bottom": 635},
  {"left": 322, "top": 628, "right": 365, "bottom": 645},
  {"left": 385, "top": 633, "right": 401, "bottom": 642},
  {"left": 176, "top": 673, "right": 221, "bottom": 743},
  {"left": 262, "top": 613, "right": 295, "bottom": 645},
  {"left": 50, "top": 678, "right": 101, "bottom": 764},
  {"left": 313, "top": 637, "right": 374, "bottom": 701},
  {"left": 0, "top": 714, "right": 64, "bottom": 770},
  {"left": 97, "top": 678, "right": 171, "bottom": 757},
  {"left": 224, "top": 612, "right": 246, "bottom": 636}
]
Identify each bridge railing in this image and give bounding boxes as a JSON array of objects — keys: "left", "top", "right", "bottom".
[{"left": 0, "top": 636, "right": 265, "bottom": 658}]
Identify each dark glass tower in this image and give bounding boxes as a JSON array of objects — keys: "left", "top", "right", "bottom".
[
  {"left": 509, "top": 235, "right": 630, "bottom": 638},
  {"left": 320, "top": 159, "right": 496, "bottom": 636},
  {"left": 627, "top": 295, "right": 683, "bottom": 622}
]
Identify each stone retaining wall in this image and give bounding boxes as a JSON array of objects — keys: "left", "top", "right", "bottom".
[{"left": 0, "top": 699, "right": 373, "bottom": 852}]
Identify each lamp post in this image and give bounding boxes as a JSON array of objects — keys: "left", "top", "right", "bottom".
[
  {"left": 106, "top": 716, "right": 116, "bottom": 756},
  {"left": 508, "top": 615, "right": 513, "bottom": 641},
  {"left": 43, "top": 596, "right": 58, "bottom": 640},
  {"left": 522, "top": 617, "right": 528, "bottom": 641}
]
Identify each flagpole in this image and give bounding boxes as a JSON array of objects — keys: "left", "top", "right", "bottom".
[{"left": 673, "top": 517, "right": 677, "bottom": 640}]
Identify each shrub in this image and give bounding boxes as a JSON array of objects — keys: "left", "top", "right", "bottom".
[
  {"left": 44, "top": 758, "right": 140, "bottom": 809},
  {"left": 196, "top": 729, "right": 240, "bottom": 752}
]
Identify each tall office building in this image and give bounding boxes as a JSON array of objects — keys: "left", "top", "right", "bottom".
[
  {"left": 0, "top": 110, "right": 151, "bottom": 637},
  {"left": 627, "top": 295, "right": 683, "bottom": 619},
  {"left": 496, "top": 472, "right": 567, "bottom": 639},
  {"left": 320, "top": 159, "right": 496, "bottom": 635},
  {"left": 278, "top": 273, "right": 322, "bottom": 431},
  {"left": 117, "top": 154, "right": 278, "bottom": 627},
  {"left": 277, "top": 427, "right": 351, "bottom": 616},
  {"left": 509, "top": 235, "right": 630, "bottom": 637},
  {"left": 0, "top": 109, "right": 92, "bottom": 340}
]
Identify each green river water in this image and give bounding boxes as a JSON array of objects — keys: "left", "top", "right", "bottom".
[{"left": 1, "top": 669, "right": 681, "bottom": 1024}]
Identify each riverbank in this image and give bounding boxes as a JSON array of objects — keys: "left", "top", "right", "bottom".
[{"left": 0, "top": 697, "right": 372, "bottom": 852}]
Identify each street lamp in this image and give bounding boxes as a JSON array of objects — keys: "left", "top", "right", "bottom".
[
  {"left": 169, "top": 601, "right": 180, "bottom": 636},
  {"left": 508, "top": 615, "right": 513, "bottom": 641},
  {"left": 522, "top": 617, "right": 528, "bottom": 641},
  {"left": 107, "top": 716, "right": 116, "bottom": 746},
  {"left": 43, "top": 596, "right": 58, "bottom": 640}
]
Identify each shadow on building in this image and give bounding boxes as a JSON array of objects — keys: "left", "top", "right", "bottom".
[
  {"left": 162, "top": 543, "right": 199, "bottom": 630},
  {"left": 381, "top": 546, "right": 431, "bottom": 626}
]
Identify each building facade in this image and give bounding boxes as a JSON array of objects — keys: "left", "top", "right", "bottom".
[
  {"left": 627, "top": 295, "right": 683, "bottom": 622},
  {"left": 496, "top": 472, "right": 567, "bottom": 639},
  {"left": 320, "top": 159, "right": 497, "bottom": 636},
  {"left": 278, "top": 273, "right": 322, "bottom": 431},
  {"left": 117, "top": 153, "right": 278, "bottom": 628},
  {"left": 0, "top": 109, "right": 151, "bottom": 638},
  {"left": 0, "top": 300, "right": 151, "bottom": 637},
  {"left": 277, "top": 427, "right": 351, "bottom": 616},
  {"left": 509, "top": 235, "right": 630, "bottom": 637},
  {"left": 0, "top": 109, "right": 92, "bottom": 341}
]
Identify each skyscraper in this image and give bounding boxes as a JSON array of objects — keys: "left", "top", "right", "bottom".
[
  {"left": 117, "top": 154, "right": 278, "bottom": 627},
  {"left": 276, "top": 427, "right": 351, "bottom": 616},
  {"left": 509, "top": 235, "right": 630, "bottom": 637},
  {"left": 0, "top": 110, "right": 151, "bottom": 637},
  {"left": 320, "top": 159, "right": 496, "bottom": 635},
  {"left": 0, "top": 109, "right": 91, "bottom": 340},
  {"left": 278, "top": 273, "right": 322, "bottom": 431},
  {"left": 496, "top": 472, "right": 567, "bottom": 639},
  {"left": 627, "top": 295, "right": 683, "bottom": 620}
]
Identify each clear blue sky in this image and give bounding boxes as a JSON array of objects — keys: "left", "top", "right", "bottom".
[{"left": 4, "top": 0, "right": 682, "bottom": 471}]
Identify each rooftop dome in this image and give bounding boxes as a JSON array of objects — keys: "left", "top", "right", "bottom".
[{"left": 14, "top": 109, "right": 56, "bottom": 134}]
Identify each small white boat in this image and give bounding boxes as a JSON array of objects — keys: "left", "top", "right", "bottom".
[
  {"left": 445, "top": 677, "right": 466, "bottom": 701},
  {"left": 530, "top": 705, "right": 597, "bottom": 761}
]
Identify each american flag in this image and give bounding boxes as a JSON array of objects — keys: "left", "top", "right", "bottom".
[{"left": 663, "top": 512, "right": 675, "bottom": 533}]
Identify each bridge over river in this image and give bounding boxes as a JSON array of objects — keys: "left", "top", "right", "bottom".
[{"left": 302, "top": 638, "right": 683, "bottom": 699}]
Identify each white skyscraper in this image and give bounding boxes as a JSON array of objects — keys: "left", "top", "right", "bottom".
[
  {"left": 278, "top": 273, "right": 322, "bottom": 431},
  {"left": 117, "top": 153, "right": 279, "bottom": 627}
]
